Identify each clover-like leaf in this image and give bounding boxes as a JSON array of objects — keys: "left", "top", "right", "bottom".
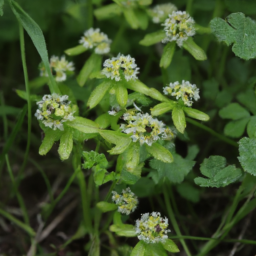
[
  {"left": 195, "top": 156, "right": 243, "bottom": 187},
  {"left": 82, "top": 151, "right": 108, "bottom": 170},
  {"left": 219, "top": 103, "right": 250, "bottom": 120},
  {"left": 238, "top": 137, "right": 256, "bottom": 176},
  {"left": 210, "top": 13, "right": 256, "bottom": 60}
]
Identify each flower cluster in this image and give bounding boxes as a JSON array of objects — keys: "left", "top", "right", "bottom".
[
  {"left": 163, "top": 80, "right": 200, "bottom": 107},
  {"left": 39, "top": 56, "right": 75, "bottom": 82},
  {"left": 112, "top": 187, "right": 138, "bottom": 215},
  {"left": 149, "top": 3, "right": 177, "bottom": 24},
  {"left": 79, "top": 28, "right": 111, "bottom": 54},
  {"left": 102, "top": 54, "right": 139, "bottom": 82},
  {"left": 135, "top": 212, "right": 170, "bottom": 243},
  {"left": 35, "top": 94, "right": 75, "bottom": 131},
  {"left": 162, "top": 11, "right": 196, "bottom": 47},
  {"left": 120, "top": 111, "right": 175, "bottom": 146}
]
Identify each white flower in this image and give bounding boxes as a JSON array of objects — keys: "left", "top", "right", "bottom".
[
  {"left": 149, "top": 3, "right": 177, "bottom": 24},
  {"left": 79, "top": 28, "right": 112, "bottom": 55},
  {"left": 39, "top": 56, "right": 75, "bottom": 82},
  {"left": 102, "top": 53, "right": 139, "bottom": 81},
  {"left": 163, "top": 80, "right": 200, "bottom": 106},
  {"left": 112, "top": 187, "right": 138, "bottom": 215},
  {"left": 120, "top": 111, "right": 175, "bottom": 146},
  {"left": 135, "top": 212, "right": 171, "bottom": 243},
  {"left": 162, "top": 11, "right": 196, "bottom": 47},
  {"left": 35, "top": 93, "right": 75, "bottom": 131}
]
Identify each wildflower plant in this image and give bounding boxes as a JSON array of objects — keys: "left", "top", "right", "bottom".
[{"left": 3, "top": 0, "right": 256, "bottom": 256}]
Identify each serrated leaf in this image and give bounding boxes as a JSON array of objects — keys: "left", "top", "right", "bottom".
[
  {"left": 145, "top": 143, "right": 173, "bottom": 163},
  {"left": 183, "top": 37, "right": 207, "bottom": 61},
  {"left": 161, "top": 239, "right": 180, "bottom": 253},
  {"left": 160, "top": 42, "right": 176, "bottom": 69},
  {"left": 247, "top": 116, "right": 256, "bottom": 138},
  {"left": 65, "top": 117, "right": 99, "bottom": 134},
  {"left": 139, "top": 30, "right": 166, "bottom": 46},
  {"left": 58, "top": 129, "right": 73, "bottom": 160},
  {"left": 210, "top": 13, "right": 256, "bottom": 60},
  {"left": 238, "top": 137, "right": 256, "bottom": 176},
  {"left": 96, "top": 202, "right": 118, "bottom": 213},
  {"left": 224, "top": 118, "right": 250, "bottom": 138},
  {"left": 87, "top": 81, "right": 111, "bottom": 109},
  {"left": 172, "top": 106, "right": 186, "bottom": 133},
  {"left": 151, "top": 102, "right": 175, "bottom": 116},
  {"left": 82, "top": 151, "right": 108, "bottom": 169},
  {"left": 150, "top": 153, "right": 195, "bottom": 184},
  {"left": 131, "top": 241, "right": 146, "bottom": 256},
  {"left": 195, "top": 155, "right": 243, "bottom": 187},
  {"left": 39, "top": 129, "right": 62, "bottom": 156},
  {"left": 183, "top": 107, "right": 209, "bottom": 121},
  {"left": 99, "top": 130, "right": 131, "bottom": 154},
  {"left": 77, "top": 53, "right": 102, "bottom": 86},
  {"left": 219, "top": 103, "right": 250, "bottom": 120},
  {"left": 65, "top": 45, "right": 87, "bottom": 56}
]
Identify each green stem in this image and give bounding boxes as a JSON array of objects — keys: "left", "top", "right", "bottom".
[
  {"left": 5, "top": 154, "right": 30, "bottom": 227},
  {"left": 0, "top": 208, "right": 35, "bottom": 237},
  {"left": 18, "top": 23, "right": 31, "bottom": 180},
  {"left": 186, "top": 0, "right": 194, "bottom": 14},
  {"left": 186, "top": 117, "right": 238, "bottom": 147},
  {"left": 163, "top": 184, "right": 192, "bottom": 256},
  {"left": 0, "top": 92, "right": 8, "bottom": 138},
  {"left": 105, "top": 180, "right": 117, "bottom": 202},
  {"left": 45, "top": 168, "right": 80, "bottom": 219}
]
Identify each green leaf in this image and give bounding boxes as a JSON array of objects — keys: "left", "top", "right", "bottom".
[
  {"left": 210, "top": 13, "right": 256, "bottom": 60},
  {"left": 224, "top": 118, "right": 250, "bottom": 138},
  {"left": 87, "top": 81, "right": 111, "bottom": 109},
  {"left": 65, "top": 116, "right": 99, "bottom": 134},
  {"left": 0, "top": 0, "right": 4, "bottom": 16},
  {"left": 96, "top": 202, "right": 118, "bottom": 212},
  {"left": 123, "top": 142, "right": 141, "bottom": 175},
  {"left": 110, "top": 224, "right": 136, "bottom": 237},
  {"left": 77, "top": 53, "right": 102, "bottom": 86},
  {"left": 161, "top": 239, "right": 180, "bottom": 253},
  {"left": 182, "top": 37, "right": 207, "bottom": 61},
  {"left": 145, "top": 143, "right": 173, "bottom": 163},
  {"left": 176, "top": 182, "right": 200, "bottom": 203},
  {"left": 94, "top": 3, "right": 122, "bottom": 20},
  {"left": 139, "top": 30, "right": 166, "bottom": 46},
  {"left": 0, "top": 106, "right": 21, "bottom": 116},
  {"left": 138, "top": 0, "right": 152, "bottom": 6},
  {"left": 29, "top": 76, "right": 48, "bottom": 89},
  {"left": 160, "top": 42, "right": 176, "bottom": 69},
  {"left": 9, "top": 1, "right": 59, "bottom": 94},
  {"left": 58, "top": 129, "right": 73, "bottom": 161},
  {"left": 123, "top": 8, "right": 139, "bottom": 29},
  {"left": 121, "top": 169, "right": 140, "bottom": 185},
  {"left": 219, "top": 103, "right": 250, "bottom": 120},
  {"left": 237, "top": 89, "right": 256, "bottom": 115},
  {"left": 145, "top": 243, "right": 167, "bottom": 256},
  {"left": 247, "top": 116, "right": 256, "bottom": 138},
  {"left": 116, "top": 84, "right": 128, "bottom": 107},
  {"left": 134, "top": 9, "right": 148, "bottom": 30},
  {"left": 150, "top": 153, "right": 195, "bottom": 184},
  {"left": 238, "top": 137, "right": 256, "bottom": 176},
  {"left": 131, "top": 241, "right": 146, "bottom": 256},
  {"left": 99, "top": 130, "right": 131, "bottom": 154},
  {"left": 95, "top": 113, "right": 111, "bottom": 129},
  {"left": 82, "top": 151, "right": 108, "bottom": 169},
  {"left": 131, "top": 177, "right": 155, "bottom": 197},
  {"left": 151, "top": 102, "right": 175, "bottom": 116},
  {"left": 203, "top": 78, "right": 219, "bottom": 101},
  {"left": 128, "top": 92, "right": 153, "bottom": 107},
  {"left": 172, "top": 106, "right": 186, "bottom": 133},
  {"left": 195, "top": 156, "right": 243, "bottom": 187},
  {"left": 183, "top": 107, "right": 209, "bottom": 121},
  {"left": 65, "top": 45, "right": 87, "bottom": 56},
  {"left": 39, "top": 129, "right": 62, "bottom": 156},
  {"left": 15, "top": 89, "right": 41, "bottom": 102}
]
